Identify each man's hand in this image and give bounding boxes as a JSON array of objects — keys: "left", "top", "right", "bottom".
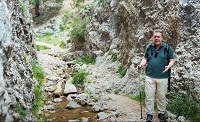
[
  {"left": 163, "top": 66, "right": 169, "bottom": 73},
  {"left": 136, "top": 64, "right": 142, "bottom": 71}
]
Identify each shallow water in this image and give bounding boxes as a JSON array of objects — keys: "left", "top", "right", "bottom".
[{"left": 44, "top": 97, "right": 97, "bottom": 122}]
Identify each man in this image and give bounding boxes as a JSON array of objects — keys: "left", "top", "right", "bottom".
[{"left": 136, "top": 30, "right": 175, "bottom": 122}]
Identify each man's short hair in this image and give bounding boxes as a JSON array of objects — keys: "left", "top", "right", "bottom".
[{"left": 153, "top": 29, "right": 164, "bottom": 37}]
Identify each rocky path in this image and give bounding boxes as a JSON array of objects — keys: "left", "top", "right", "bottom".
[{"left": 36, "top": 39, "right": 149, "bottom": 121}]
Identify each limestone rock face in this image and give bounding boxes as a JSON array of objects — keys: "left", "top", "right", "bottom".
[
  {"left": 84, "top": 0, "right": 200, "bottom": 101},
  {"left": 0, "top": 0, "right": 36, "bottom": 121}
]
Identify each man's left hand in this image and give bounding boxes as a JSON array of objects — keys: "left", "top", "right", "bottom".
[{"left": 163, "top": 66, "right": 169, "bottom": 73}]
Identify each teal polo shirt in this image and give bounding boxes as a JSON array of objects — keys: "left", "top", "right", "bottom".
[{"left": 144, "top": 42, "right": 174, "bottom": 78}]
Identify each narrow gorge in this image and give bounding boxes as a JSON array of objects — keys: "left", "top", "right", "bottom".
[{"left": 0, "top": 0, "right": 199, "bottom": 122}]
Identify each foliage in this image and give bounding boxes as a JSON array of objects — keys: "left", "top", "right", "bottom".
[
  {"left": 75, "top": 55, "right": 96, "bottom": 65},
  {"left": 114, "top": 89, "right": 120, "bottom": 94},
  {"left": 32, "top": 84, "right": 43, "bottom": 115},
  {"left": 36, "top": 45, "right": 50, "bottom": 51},
  {"left": 34, "top": 0, "right": 41, "bottom": 16},
  {"left": 15, "top": 103, "right": 27, "bottom": 119},
  {"left": 35, "top": 33, "right": 53, "bottom": 43},
  {"left": 129, "top": 87, "right": 146, "bottom": 106},
  {"left": 35, "top": 33, "right": 64, "bottom": 46},
  {"left": 72, "top": 70, "right": 89, "bottom": 87},
  {"left": 19, "top": 2, "right": 27, "bottom": 12},
  {"left": 118, "top": 65, "right": 127, "bottom": 78},
  {"left": 37, "top": 113, "right": 48, "bottom": 122},
  {"left": 55, "top": 0, "right": 64, "bottom": 2},
  {"left": 72, "top": 0, "right": 85, "bottom": 11},
  {"left": 109, "top": 51, "right": 117, "bottom": 62},
  {"left": 96, "top": 0, "right": 111, "bottom": 7},
  {"left": 31, "top": 62, "right": 45, "bottom": 115},
  {"left": 32, "top": 0, "right": 40, "bottom": 5},
  {"left": 31, "top": 62, "right": 45, "bottom": 85},
  {"left": 59, "top": 11, "right": 72, "bottom": 31},
  {"left": 59, "top": 41, "right": 66, "bottom": 48},
  {"left": 69, "top": 16, "right": 89, "bottom": 41},
  {"left": 167, "top": 94, "right": 200, "bottom": 121}
]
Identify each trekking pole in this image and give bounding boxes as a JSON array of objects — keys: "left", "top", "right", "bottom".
[{"left": 138, "top": 69, "right": 143, "bottom": 119}]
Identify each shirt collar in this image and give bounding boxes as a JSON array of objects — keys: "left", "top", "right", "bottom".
[{"left": 151, "top": 42, "right": 164, "bottom": 47}]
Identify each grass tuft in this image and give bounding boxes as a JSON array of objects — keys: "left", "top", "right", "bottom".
[
  {"left": 75, "top": 55, "right": 96, "bottom": 65},
  {"left": 36, "top": 45, "right": 50, "bottom": 51},
  {"left": 109, "top": 51, "right": 117, "bottom": 62},
  {"left": 118, "top": 65, "right": 127, "bottom": 78},
  {"left": 31, "top": 62, "right": 45, "bottom": 116},
  {"left": 15, "top": 103, "right": 27, "bottom": 119},
  {"left": 72, "top": 70, "right": 89, "bottom": 87},
  {"left": 129, "top": 87, "right": 146, "bottom": 106}
]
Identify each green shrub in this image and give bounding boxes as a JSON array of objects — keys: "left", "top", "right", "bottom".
[
  {"left": 109, "top": 51, "right": 117, "bottom": 62},
  {"left": 38, "top": 113, "right": 48, "bottom": 122},
  {"left": 32, "top": 84, "right": 43, "bottom": 115},
  {"left": 19, "top": 2, "right": 27, "bottom": 12},
  {"left": 59, "top": 12, "right": 71, "bottom": 31},
  {"left": 35, "top": 33, "right": 53, "bottom": 43},
  {"left": 55, "top": 0, "right": 64, "bottom": 3},
  {"left": 15, "top": 103, "right": 27, "bottom": 119},
  {"left": 72, "top": 0, "right": 85, "bottom": 10},
  {"left": 69, "top": 17, "right": 88, "bottom": 41},
  {"left": 36, "top": 45, "right": 50, "bottom": 51},
  {"left": 72, "top": 70, "right": 89, "bottom": 87},
  {"left": 114, "top": 89, "right": 120, "bottom": 94},
  {"left": 97, "top": 0, "right": 111, "bottom": 7},
  {"left": 31, "top": 62, "right": 45, "bottom": 115},
  {"left": 118, "top": 65, "right": 127, "bottom": 78},
  {"left": 31, "top": 62, "right": 45, "bottom": 85},
  {"left": 35, "top": 33, "right": 64, "bottom": 46},
  {"left": 167, "top": 94, "right": 200, "bottom": 121},
  {"left": 59, "top": 41, "right": 66, "bottom": 48},
  {"left": 75, "top": 55, "right": 96, "bottom": 65}
]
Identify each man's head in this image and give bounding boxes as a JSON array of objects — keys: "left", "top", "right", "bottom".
[{"left": 153, "top": 30, "right": 163, "bottom": 47}]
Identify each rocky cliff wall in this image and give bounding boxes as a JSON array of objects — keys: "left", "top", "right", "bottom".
[
  {"left": 0, "top": 0, "right": 36, "bottom": 121},
  {"left": 84, "top": 0, "right": 200, "bottom": 101}
]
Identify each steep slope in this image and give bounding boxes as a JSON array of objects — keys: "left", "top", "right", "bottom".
[{"left": 0, "top": 0, "right": 36, "bottom": 121}]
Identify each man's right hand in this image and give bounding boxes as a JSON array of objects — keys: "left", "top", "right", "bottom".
[{"left": 136, "top": 64, "right": 142, "bottom": 71}]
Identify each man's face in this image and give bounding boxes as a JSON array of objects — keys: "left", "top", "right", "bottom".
[{"left": 153, "top": 32, "right": 163, "bottom": 46}]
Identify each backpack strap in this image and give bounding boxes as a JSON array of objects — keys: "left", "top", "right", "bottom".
[
  {"left": 146, "top": 43, "right": 153, "bottom": 57},
  {"left": 163, "top": 42, "right": 169, "bottom": 54}
]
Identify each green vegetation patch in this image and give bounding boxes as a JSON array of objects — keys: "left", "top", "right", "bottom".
[
  {"left": 72, "top": 70, "right": 89, "bottom": 87},
  {"left": 31, "top": 62, "right": 45, "bottom": 116},
  {"left": 59, "top": 41, "right": 66, "bottom": 48},
  {"left": 72, "top": 0, "right": 85, "bottom": 11},
  {"left": 129, "top": 87, "right": 146, "bottom": 106},
  {"left": 59, "top": 11, "right": 73, "bottom": 31},
  {"left": 69, "top": 17, "right": 89, "bottom": 41},
  {"left": 108, "top": 51, "right": 117, "bottom": 62},
  {"left": 167, "top": 94, "right": 200, "bottom": 121},
  {"left": 31, "top": 62, "right": 45, "bottom": 85},
  {"left": 75, "top": 55, "right": 96, "bottom": 65},
  {"left": 118, "top": 65, "right": 127, "bottom": 78},
  {"left": 15, "top": 103, "right": 27, "bottom": 119},
  {"left": 36, "top": 45, "right": 50, "bottom": 51},
  {"left": 35, "top": 33, "right": 66, "bottom": 46},
  {"left": 19, "top": 2, "right": 27, "bottom": 12}
]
